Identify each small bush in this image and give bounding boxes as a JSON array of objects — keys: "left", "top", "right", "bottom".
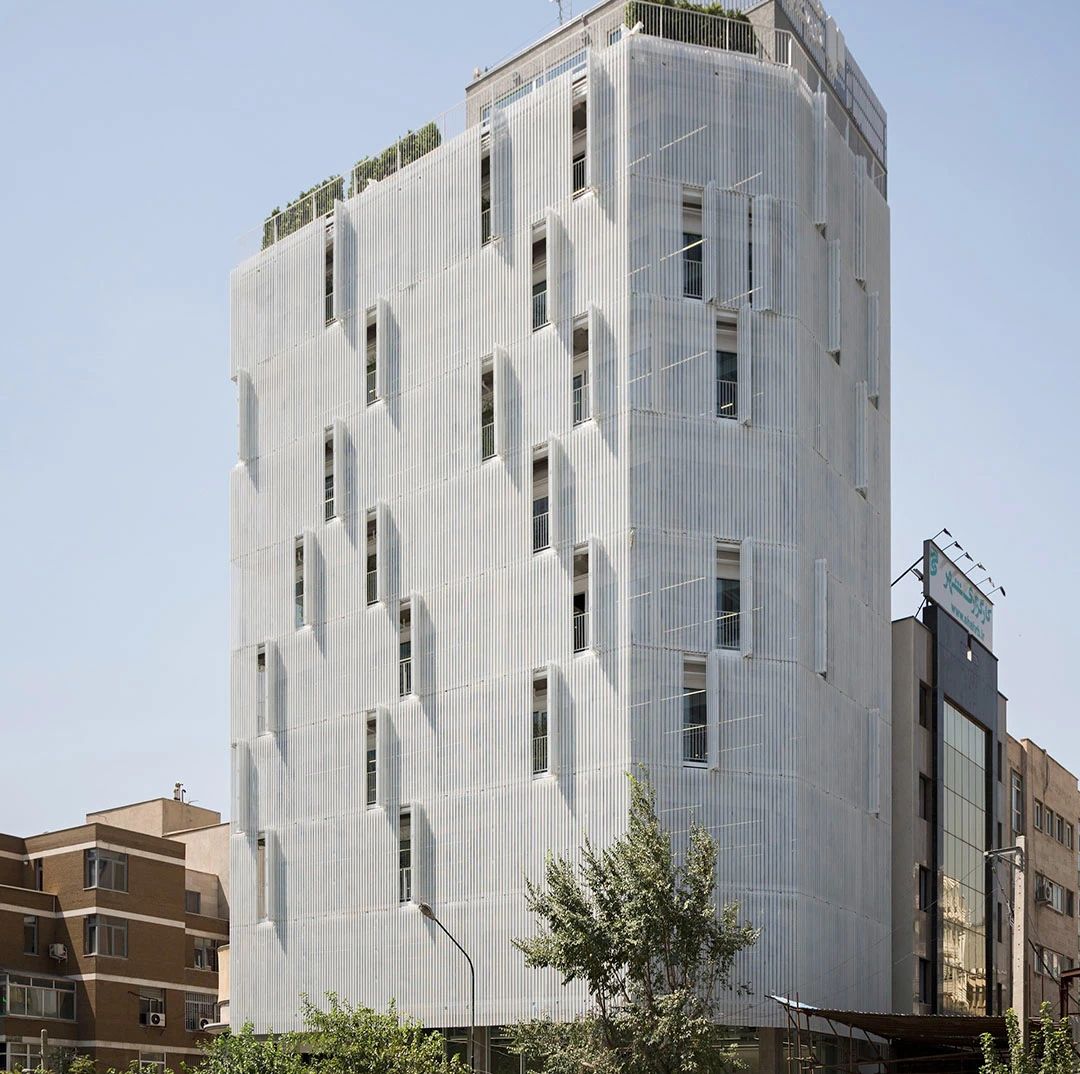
[
  {"left": 349, "top": 121, "right": 443, "bottom": 197},
  {"left": 626, "top": 0, "right": 757, "bottom": 54},
  {"left": 262, "top": 176, "right": 344, "bottom": 250}
]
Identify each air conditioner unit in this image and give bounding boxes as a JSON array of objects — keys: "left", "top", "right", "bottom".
[
  {"left": 147, "top": 1012, "right": 166, "bottom": 1028},
  {"left": 48, "top": 943, "right": 68, "bottom": 960},
  {"left": 199, "top": 1017, "right": 213, "bottom": 1030},
  {"left": 1035, "top": 883, "right": 1053, "bottom": 905}
]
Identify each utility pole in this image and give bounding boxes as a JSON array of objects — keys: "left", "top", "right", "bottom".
[{"left": 986, "top": 839, "right": 1026, "bottom": 1044}]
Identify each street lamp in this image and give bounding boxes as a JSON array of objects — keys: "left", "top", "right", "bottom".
[{"left": 418, "top": 902, "right": 475, "bottom": 1071}]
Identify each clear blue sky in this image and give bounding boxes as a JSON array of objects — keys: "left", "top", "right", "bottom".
[{"left": 2, "top": 1, "right": 1077, "bottom": 836}]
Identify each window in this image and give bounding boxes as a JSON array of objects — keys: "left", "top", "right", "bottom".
[
  {"left": 996, "top": 900, "right": 1002, "bottom": 942},
  {"left": 138, "top": 988, "right": 165, "bottom": 1025},
  {"left": 324, "top": 219, "right": 334, "bottom": 326},
  {"left": 399, "top": 810, "right": 412, "bottom": 903},
  {"left": 715, "top": 545, "right": 740, "bottom": 649},
  {"left": 573, "top": 546, "right": 589, "bottom": 653},
  {"left": 399, "top": 600, "right": 413, "bottom": 697},
  {"left": 531, "top": 449, "right": 550, "bottom": 552},
  {"left": 33, "top": 858, "right": 42, "bottom": 891},
  {"left": 1035, "top": 873, "right": 1067, "bottom": 914},
  {"left": 193, "top": 937, "right": 220, "bottom": 971},
  {"left": 185, "top": 992, "right": 217, "bottom": 1032},
  {"left": 996, "top": 740, "right": 1002, "bottom": 782},
  {"left": 747, "top": 199, "right": 754, "bottom": 307},
  {"left": 365, "top": 308, "right": 378, "bottom": 404},
  {"left": 918, "top": 773, "right": 932, "bottom": 821},
  {"left": 681, "top": 188, "right": 704, "bottom": 298},
  {"left": 572, "top": 318, "right": 590, "bottom": 425},
  {"left": 139, "top": 1053, "right": 166, "bottom": 1074},
  {"left": 918, "top": 866, "right": 932, "bottom": 912},
  {"left": 323, "top": 426, "right": 335, "bottom": 521},
  {"left": 1057, "top": 815, "right": 1065, "bottom": 844},
  {"left": 366, "top": 511, "right": 378, "bottom": 605},
  {"left": 4, "top": 1044, "right": 44, "bottom": 1072},
  {"left": 532, "top": 674, "right": 549, "bottom": 776},
  {"left": 1067, "top": 822, "right": 1074, "bottom": 851},
  {"left": 85, "top": 914, "right": 127, "bottom": 957},
  {"left": 1069, "top": 890, "right": 1076, "bottom": 918},
  {"left": 185, "top": 890, "right": 201, "bottom": 915},
  {"left": 480, "top": 360, "right": 496, "bottom": 460},
  {"left": 85, "top": 848, "right": 128, "bottom": 892},
  {"left": 2, "top": 974, "right": 76, "bottom": 1020},
  {"left": 918, "top": 682, "right": 932, "bottom": 729},
  {"left": 716, "top": 320, "right": 737, "bottom": 419},
  {"left": 480, "top": 133, "right": 492, "bottom": 245},
  {"left": 918, "top": 957, "right": 932, "bottom": 1006},
  {"left": 1034, "top": 799, "right": 1043, "bottom": 831},
  {"left": 682, "top": 658, "right": 707, "bottom": 765},
  {"left": 366, "top": 714, "right": 378, "bottom": 807},
  {"left": 256, "top": 833, "right": 267, "bottom": 921},
  {"left": 294, "top": 536, "right": 305, "bottom": 628},
  {"left": 531, "top": 225, "right": 549, "bottom": 330},
  {"left": 571, "top": 78, "right": 588, "bottom": 195},
  {"left": 23, "top": 916, "right": 37, "bottom": 955},
  {"left": 1046, "top": 807, "right": 1055, "bottom": 835},
  {"left": 1011, "top": 771, "right": 1023, "bottom": 834},
  {"left": 256, "top": 643, "right": 267, "bottom": 734}
]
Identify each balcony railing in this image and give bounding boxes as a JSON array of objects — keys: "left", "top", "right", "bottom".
[
  {"left": 683, "top": 250, "right": 703, "bottom": 298},
  {"left": 399, "top": 866, "right": 412, "bottom": 904},
  {"left": 481, "top": 422, "right": 495, "bottom": 460},
  {"left": 324, "top": 291, "right": 334, "bottom": 326},
  {"left": 367, "top": 569, "right": 378, "bottom": 605},
  {"left": 572, "top": 155, "right": 587, "bottom": 196},
  {"left": 716, "top": 378, "right": 737, "bottom": 419},
  {"left": 532, "top": 732, "right": 549, "bottom": 776},
  {"left": 572, "top": 379, "right": 590, "bottom": 425},
  {"left": 573, "top": 610, "right": 589, "bottom": 653},
  {"left": 324, "top": 485, "right": 335, "bottom": 522},
  {"left": 532, "top": 288, "right": 549, "bottom": 331},
  {"left": 629, "top": 2, "right": 760, "bottom": 57},
  {"left": 366, "top": 362, "right": 377, "bottom": 405},
  {"left": 683, "top": 722, "right": 707, "bottom": 765},
  {"left": 532, "top": 510, "right": 550, "bottom": 552},
  {"left": 399, "top": 658, "right": 413, "bottom": 698},
  {"left": 717, "top": 610, "right": 740, "bottom": 650},
  {"left": 481, "top": 206, "right": 492, "bottom": 245},
  {"left": 366, "top": 763, "right": 377, "bottom": 808}
]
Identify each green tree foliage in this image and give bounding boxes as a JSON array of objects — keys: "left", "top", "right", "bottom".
[
  {"left": 980, "top": 1005, "right": 1080, "bottom": 1074},
  {"left": 349, "top": 123, "right": 443, "bottom": 197},
  {"left": 262, "top": 177, "right": 344, "bottom": 249},
  {"left": 511, "top": 771, "right": 758, "bottom": 1074},
  {"left": 625, "top": 0, "right": 757, "bottom": 55}
]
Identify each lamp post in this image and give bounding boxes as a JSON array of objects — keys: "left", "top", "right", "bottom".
[{"left": 418, "top": 902, "right": 475, "bottom": 1071}]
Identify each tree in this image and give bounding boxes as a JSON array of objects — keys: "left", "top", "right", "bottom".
[
  {"left": 191, "top": 1023, "right": 304, "bottom": 1074},
  {"left": 511, "top": 770, "right": 758, "bottom": 1074},
  {"left": 980, "top": 1005, "right": 1079, "bottom": 1074}
]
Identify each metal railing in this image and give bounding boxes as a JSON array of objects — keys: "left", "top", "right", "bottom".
[
  {"left": 716, "top": 378, "right": 737, "bottom": 419},
  {"left": 324, "top": 480, "right": 335, "bottom": 521},
  {"left": 481, "top": 422, "right": 495, "bottom": 460},
  {"left": 294, "top": 583, "right": 304, "bottom": 629},
  {"left": 366, "top": 361, "right": 377, "bottom": 405},
  {"left": 572, "top": 155, "right": 587, "bottom": 195},
  {"left": 532, "top": 288, "right": 549, "bottom": 331},
  {"left": 629, "top": 2, "right": 768, "bottom": 60},
  {"left": 261, "top": 176, "right": 343, "bottom": 251},
  {"left": 532, "top": 510, "right": 550, "bottom": 552},
  {"left": 532, "top": 730, "right": 549, "bottom": 776},
  {"left": 683, "top": 722, "right": 707, "bottom": 764},
  {"left": 366, "top": 757, "right": 377, "bottom": 808},
  {"left": 573, "top": 610, "right": 589, "bottom": 653},
  {"left": 399, "top": 866, "right": 412, "bottom": 904},
  {"left": 683, "top": 252, "right": 703, "bottom": 299},
  {"left": 399, "top": 658, "right": 413, "bottom": 697},
  {"left": 717, "top": 610, "right": 740, "bottom": 650},
  {"left": 572, "top": 380, "right": 590, "bottom": 425},
  {"left": 366, "top": 569, "right": 378, "bottom": 605},
  {"left": 324, "top": 291, "right": 334, "bottom": 326},
  {"left": 481, "top": 206, "right": 492, "bottom": 245}
]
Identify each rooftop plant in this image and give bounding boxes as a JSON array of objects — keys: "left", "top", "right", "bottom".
[
  {"left": 626, "top": 0, "right": 757, "bottom": 55},
  {"left": 349, "top": 121, "right": 443, "bottom": 198},
  {"left": 262, "top": 176, "right": 343, "bottom": 250}
]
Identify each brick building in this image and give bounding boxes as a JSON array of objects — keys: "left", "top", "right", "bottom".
[{"left": 0, "top": 796, "right": 228, "bottom": 1072}]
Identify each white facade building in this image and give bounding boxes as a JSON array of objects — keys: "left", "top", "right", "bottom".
[{"left": 229, "top": 0, "right": 891, "bottom": 1050}]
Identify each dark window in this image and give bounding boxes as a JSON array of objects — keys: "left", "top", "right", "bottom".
[
  {"left": 996, "top": 740, "right": 1002, "bottom": 782},
  {"left": 919, "top": 773, "right": 933, "bottom": 821},
  {"left": 1068, "top": 890, "right": 1075, "bottom": 918},
  {"left": 918, "top": 957, "right": 933, "bottom": 1005},
  {"left": 23, "top": 915, "right": 38, "bottom": 955},
  {"left": 85, "top": 848, "right": 128, "bottom": 892},
  {"left": 918, "top": 682, "right": 932, "bottom": 728},
  {"left": 185, "top": 890, "right": 201, "bottom": 915},
  {"left": 918, "top": 866, "right": 932, "bottom": 912},
  {"left": 996, "top": 901, "right": 1003, "bottom": 942}
]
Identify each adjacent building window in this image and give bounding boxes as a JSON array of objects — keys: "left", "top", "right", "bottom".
[
  {"left": 324, "top": 219, "right": 335, "bottom": 326},
  {"left": 23, "top": 916, "right": 37, "bottom": 955},
  {"left": 366, "top": 714, "right": 378, "bottom": 808},
  {"left": 479, "top": 133, "right": 492, "bottom": 245},
  {"left": 716, "top": 319, "right": 737, "bottom": 420},
  {"left": 193, "top": 937, "right": 221, "bottom": 971},
  {"left": 399, "top": 600, "right": 413, "bottom": 697},
  {"left": 682, "top": 658, "right": 707, "bottom": 765},
  {"left": 682, "top": 188, "right": 703, "bottom": 299},
  {"left": 138, "top": 988, "right": 165, "bottom": 1025},
  {"left": 531, "top": 673, "right": 549, "bottom": 777},
  {"left": 715, "top": 545, "right": 740, "bottom": 650},
  {"left": 139, "top": 1053, "right": 166, "bottom": 1074},
  {"left": 918, "top": 957, "right": 932, "bottom": 1006},
  {"left": 918, "top": 866, "right": 932, "bottom": 912},
  {"left": 918, "top": 681, "right": 932, "bottom": 729},
  {"left": 1034, "top": 799, "right": 1043, "bottom": 831},
  {"left": 918, "top": 773, "right": 932, "bottom": 821},
  {"left": 85, "top": 914, "right": 127, "bottom": 958},
  {"left": 185, "top": 992, "right": 217, "bottom": 1032},
  {"left": 323, "top": 427, "right": 335, "bottom": 521},
  {"left": 572, "top": 318, "right": 590, "bottom": 425},
  {"left": 531, "top": 225, "right": 549, "bottom": 330},
  {"left": 85, "top": 848, "right": 128, "bottom": 892},
  {"left": 294, "top": 536, "right": 305, "bottom": 628},
  {"left": 365, "top": 307, "right": 378, "bottom": 404},
  {"left": 256, "top": 833, "right": 267, "bottom": 921},
  {"left": 572, "top": 546, "right": 590, "bottom": 653},
  {"left": 184, "top": 890, "right": 201, "bottom": 915},
  {"left": 256, "top": 644, "right": 268, "bottom": 735},
  {"left": 5, "top": 1044, "right": 44, "bottom": 1071},
  {"left": 531, "top": 448, "right": 550, "bottom": 552},
  {"left": 366, "top": 511, "right": 378, "bottom": 605},
  {"left": 480, "top": 359, "right": 496, "bottom": 460},
  {"left": 1035, "top": 873, "right": 1071, "bottom": 915},
  {"left": 2, "top": 973, "right": 76, "bottom": 1020},
  {"left": 33, "top": 859, "right": 42, "bottom": 891},
  {"left": 571, "top": 78, "right": 588, "bottom": 195},
  {"left": 399, "top": 810, "right": 412, "bottom": 904}
]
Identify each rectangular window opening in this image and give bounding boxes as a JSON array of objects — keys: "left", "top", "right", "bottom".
[
  {"left": 138, "top": 988, "right": 165, "bottom": 1026},
  {"left": 715, "top": 545, "right": 741, "bottom": 649},
  {"left": 23, "top": 915, "right": 38, "bottom": 955},
  {"left": 572, "top": 318, "right": 590, "bottom": 426},
  {"left": 716, "top": 318, "right": 737, "bottom": 420},
  {"left": 399, "top": 601, "right": 413, "bottom": 698},
  {"left": 682, "top": 658, "right": 707, "bottom": 765},
  {"left": 85, "top": 848, "right": 129, "bottom": 893},
  {"left": 531, "top": 225, "right": 549, "bottom": 330},
  {"left": 365, "top": 308, "right": 378, "bottom": 405},
  {"left": 185, "top": 992, "right": 217, "bottom": 1033},
  {"left": 255, "top": 644, "right": 267, "bottom": 734},
  {"left": 573, "top": 546, "right": 589, "bottom": 653},
  {"left": 918, "top": 773, "right": 932, "bottom": 821},
  {"left": 366, "top": 511, "right": 378, "bottom": 605},
  {"left": 85, "top": 914, "right": 128, "bottom": 958},
  {"left": 571, "top": 82, "right": 588, "bottom": 196},
  {"left": 532, "top": 673, "right": 549, "bottom": 777},
  {"left": 481, "top": 359, "right": 496, "bottom": 460},
  {"left": 256, "top": 833, "right": 267, "bottom": 921},
  {"left": 324, "top": 220, "right": 335, "bottom": 326},
  {"left": 192, "top": 936, "right": 220, "bottom": 971},
  {"left": 918, "top": 681, "right": 932, "bottom": 729},
  {"left": 682, "top": 188, "right": 703, "bottom": 299},
  {"left": 918, "top": 865, "right": 932, "bottom": 912},
  {"left": 184, "top": 890, "right": 202, "bottom": 915},
  {"left": 531, "top": 449, "right": 550, "bottom": 552},
  {"left": 480, "top": 134, "right": 492, "bottom": 245},
  {"left": 323, "top": 427, "right": 335, "bottom": 521},
  {"left": 294, "top": 537, "right": 305, "bottom": 629},
  {"left": 399, "top": 810, "right": 412, "bottom": 904},
  {"left": 366, "top": 714, "right": 378, "bottom": 808}
]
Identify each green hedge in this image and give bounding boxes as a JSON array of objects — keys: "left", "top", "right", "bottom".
[
  {"left": 625, "top": 0, "right": 757, "bottom": 54},
  {"left": 262, "top": 176, "right": 343, "bottom": 250},
  {"left": 348, "top": 121, "right": 443, "bottom": 197}
]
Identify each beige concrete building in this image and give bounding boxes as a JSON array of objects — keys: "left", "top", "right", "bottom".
[
  {"left": 0, "top": 795, "right": 228, "bottom": 1072},
  {"left": 1008, "top": 736, "right": 1080, "bottom": 1013}
]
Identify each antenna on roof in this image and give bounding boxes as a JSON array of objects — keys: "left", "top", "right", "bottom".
[{"left": 550, "top": 0, "right": 569, "bottom": 25}]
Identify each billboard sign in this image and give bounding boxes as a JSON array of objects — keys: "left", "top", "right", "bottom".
[{"left": 923, "top": 540, "right": 994, "bottom": 650}]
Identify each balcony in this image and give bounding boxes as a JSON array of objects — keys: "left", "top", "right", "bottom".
[
  {"left": 366, "top": 762, "right": 377, "bottom": 808},
  {"left": 399, "top": 658, "right": 413, "bottom": 698},
  {"left": 324, "top": 485, "right": 335, "bottom": 522},
  {"left": 717, "top": 610, "right": 740, "bottom": 650},
  {"left": 324, "top": 291, "right": 334, "bottom": 326},
  {"left": 573, "top": 610, "right": 589, "bottom": 653},
  {"left": 366, "top": 569, "right": 378, "bottom": 606},
  {"left": 572, "top": 379, "right": 590, "bottom": 426},
  {"left": 481, "top": 206, "right": 492, "bottom": 245},
  {"left": 481, "top": 422, "right": 495, "bottom": 461},
  {"left": 683, "top": 722, "right": 707, "bottom": 765},
  {"left": 716, "top": 378, "right": 737, "bottom": 419},
  {"left": 532, "top": 728, "right": 549, "bottom": 776},
  {"left": 683, "top": 242, "right": 703, "bottom": 299},
  {"left": 532, "top": 510, "right": 550, "bottom": 553},
  {"left": 366, "top": 362, "right": 377, "bottom": 405},
  {"left": 532, "top": 288, "right": 549, "bottom": 331},
  {"left": 572, "top": 155, "right": 587, "bottom": 196},
  {"left": 399, "top": 866, "right": 412, "bottom": 904}
]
